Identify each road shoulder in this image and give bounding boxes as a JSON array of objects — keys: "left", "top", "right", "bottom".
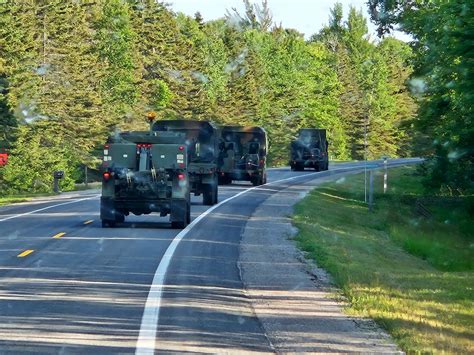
[{"left": 239, "top": 174, "right": 402, "bottom": 353}]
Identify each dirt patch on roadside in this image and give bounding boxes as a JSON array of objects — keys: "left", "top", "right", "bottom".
[{"left": 239, "top": 175, "right": 402, "bottom": 353}]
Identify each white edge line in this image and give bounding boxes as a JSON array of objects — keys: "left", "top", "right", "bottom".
[
  {"left": 0, "top": 195, "right": 100, "bottom": 222},
  {"left": 134, "top": 168, "right": 353, "bottom": 354},
  {"left": 135, "top": 160, "right": 422, "bottom": 353}
]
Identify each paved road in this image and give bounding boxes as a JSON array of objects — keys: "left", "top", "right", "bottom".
[{"left": 0, "top": 159, "right": 419, "bottom": 353}]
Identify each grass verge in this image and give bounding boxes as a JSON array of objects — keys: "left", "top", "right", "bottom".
[
  {"left": 293, "top": 165, "right": 473, "bottom": 353},
  {"left": 0, "top": 192, "right": 56, "bottom": 206},
  {"left": 0, "top": 183, "right": 101, "bottom": 206}
]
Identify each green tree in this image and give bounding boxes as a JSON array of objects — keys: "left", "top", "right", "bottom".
[
  {"left": 95, "top": 0, "right": 139, "bottom": 121},
  {"left": 369, "top": 0, "right": 474, "bottom": 192}
]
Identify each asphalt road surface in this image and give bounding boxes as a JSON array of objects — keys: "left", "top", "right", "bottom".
[{"left": 0, "top": 160, "right": 419, "bottom": 353}]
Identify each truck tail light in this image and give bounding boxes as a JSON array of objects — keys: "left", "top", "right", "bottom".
[
  {"left": 178, "top": 173, "right": 185, "bottom": 180},
  {"left": 178, "top": 145, "right": 184, "bottom": 151},
  {"left": 103, "top": 172, "right": 111, "bottom": 181}
]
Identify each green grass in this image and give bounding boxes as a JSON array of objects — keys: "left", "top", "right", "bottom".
[
  {"left": 0, "top": 182, "right": 100, "bottom": 206},
  {"left": 0, "top": 192, "right": 56, "bottom": 206},
  {"left": 293, "top": 166, "right": 474, "bottom": 353}
]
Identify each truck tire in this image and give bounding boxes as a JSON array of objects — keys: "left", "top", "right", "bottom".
[
  {"left": 218, "top": 174, "right": 232, "bottom": 185},
  {"left": 252, "top": 174, "right": 264, "bottom": 186},
  {"left": 186, "top": 200, "right": 191, "bottom": 224},
  {"left": 203, "top": 174, "right": 218, "bottom": 205},
  {"left": 101, "top": 219, "right": 116, "bottom": 228},
  {"left": 171, "top": 199, "right": 189, "bottom": 229},
  {"left": 115, "top": 212, "right": 125, "bottom": 223}
]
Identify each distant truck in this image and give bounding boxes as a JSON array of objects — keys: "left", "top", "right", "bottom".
[
  {"left": 100, "top": 128, "right": 191, "bottom": 229},
  {"left": 290, "top": 128, "right": 329, "bottom": 171},
  {"left": 152, "top": 120, "right": 219, "bottom": 205},
  {"left": 218, "top": 125, "right": 267, "bottom": 186}
]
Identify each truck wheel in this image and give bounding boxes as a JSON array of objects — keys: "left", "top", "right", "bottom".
[
  {"left": 186, "top": 200, "right": 191, "bottom": 224},
  {"left": 172, "top": 202, "right": 189, "bottom": 229},
  {"left": 314, "top": 164, "right": 320, "bottom": 172},
  {"left": 218, "top": 175, "right": 231, "bottom": 185},
  {"left": 252, "top": 175, "right": 263, "bottom": 186},
  {"left": 171, "top": 220, "right": 185, "bottom": 229},
  {"left": 115, "top": 213, "right": 125, "bottom": 223},
  {"left": 101, "top": 219, "right": 116, "bottom": 228},
  {"left": 171, "top": 199, "right": 189, "bottom": 229},
  {"left": 212, "top": 182, "right": 218, "bottom": 204},
  {"left": 203, "top": 175, "right": 218, "bottom": 206}
]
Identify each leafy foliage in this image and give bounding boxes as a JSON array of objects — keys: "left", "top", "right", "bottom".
[
  {"left": 0, "top": 0, "right": 416, "bottom": 192},
  {"left": 368, "top": 0, "right": 474, "bottom": 193}
]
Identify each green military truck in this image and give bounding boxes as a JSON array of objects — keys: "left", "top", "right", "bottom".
[
  {"left": 152, "top": 120, "right": 219, "bottom": 206},
  {"left": 218, "top": 126, "right": 267, "bottom": 186},
  {"left": 100, "top": 129, "right": 191, "bottom": 229},
  {"left": 290, "top": 128, "right": 329, "bottom": 171}
]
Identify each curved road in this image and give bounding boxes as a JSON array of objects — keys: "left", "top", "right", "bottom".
[{"left": 0, "top": 160, "right": 418, "bottom": 353}]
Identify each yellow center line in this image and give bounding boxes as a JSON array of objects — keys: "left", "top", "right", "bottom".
[
  {"left": 52, "top": 232, "right": 66, "bottom": 239},
  {"left": 17, "top": 249, "right": 34, "bottom": 258},
  {"left": 83, "top": 220, "right": 93, "bottom": 225}
]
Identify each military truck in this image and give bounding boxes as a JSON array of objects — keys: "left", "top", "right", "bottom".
[
  {"left": 100, "top": 127, "right": 191, "bottom": 229},
  {"left": 290, "top": 128, "right": 329, "bottom": 171},
  {"left": 218, "top": 126, "right": 267, "bottom": 186},
  {"left": 152, "top": 120, "right": 219, "bottom": 205}
]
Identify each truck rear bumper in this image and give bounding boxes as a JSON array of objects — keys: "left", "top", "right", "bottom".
[
  {"left": 219, "top": 169, "right": 264, "bottom": 181},
  {"left": 101, "top": 196, "right": 186, "bottom": 217}
]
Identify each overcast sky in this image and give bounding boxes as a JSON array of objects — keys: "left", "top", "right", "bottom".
[{"left": 168, "top": 0, "right": 383, "bottom": 40}]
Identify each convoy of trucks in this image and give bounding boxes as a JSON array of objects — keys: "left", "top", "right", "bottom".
[{"left": 99, "top": 113, "right": 328, "bottom": 228}]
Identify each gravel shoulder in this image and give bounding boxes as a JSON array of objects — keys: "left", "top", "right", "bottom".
[{"left": 239, "top": 173, "right": 402, "bottom": 353}]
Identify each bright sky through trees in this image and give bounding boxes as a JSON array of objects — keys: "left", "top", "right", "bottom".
[{"left": 169, "top": 0, "right": 409, "bottom": 40}]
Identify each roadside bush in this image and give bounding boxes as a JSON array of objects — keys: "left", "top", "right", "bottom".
[{"left": 2, "top": 125, "right": 78, "bottom": 193}]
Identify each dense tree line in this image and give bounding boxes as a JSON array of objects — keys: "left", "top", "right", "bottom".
[
  {"left": 0, "top": 0, "right": 416, "bottom": 193},
  {"left": 369, "top": 0, "right": 473, "bottom": 194}
]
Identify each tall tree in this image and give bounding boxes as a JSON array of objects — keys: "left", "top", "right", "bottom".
[{"left": 369, "top": 0, "right": 474, "bottom": 192}]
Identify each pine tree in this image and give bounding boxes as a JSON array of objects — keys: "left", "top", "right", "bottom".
[{"left": 95, "top": 0, "right": 139, "bottom": 123}]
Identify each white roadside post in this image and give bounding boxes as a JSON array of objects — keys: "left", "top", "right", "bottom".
[{"left": 383, "top": 157, "right": 388, "bottom": 193}]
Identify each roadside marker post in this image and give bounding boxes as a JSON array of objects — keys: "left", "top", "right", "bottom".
[{"left": 383, "top": 158, "right": 388, "bottom": 193}]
